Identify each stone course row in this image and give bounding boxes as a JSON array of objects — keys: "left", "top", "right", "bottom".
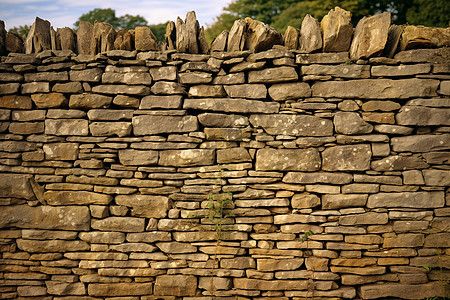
[{"left": 0, "top": 43, "right": 449, "bottom": 299}]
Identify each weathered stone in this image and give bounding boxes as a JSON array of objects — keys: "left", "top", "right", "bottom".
[
  {"left": 159, "top": 149, "right": 215, "bottom": 167},
  {"left": 383, "top": 24, "right": 403, "bottom": 58},
  {"left": 152, "top": 81, "right": 185, "bottom": 95},
  {"left": 372, "top": 155, "right": 428, "bottom": 171},
  {"left": 320, "top": 7, "right": 353, "bottom": 52},
  {"left": 367, "top": 191, "right": 444, "bottom": 208},
  {"left": 17, "top": 239, "right": 89, "bottom": 252},
  {"left": 0, "top": 83, "right": 20, "bottom": 95},
  {"left": 227, "top": 19, "right": 247, "bottom": 52},
  {"left": 22, "top": 82, "right": 50, "bottom": 93},
  {"left": 322, "top": 144, "right": 371, "bottom": 171},
  {"left": 399, "top": 25, "right": 450, "bottom": 51},
  {"left": 391, "top": 134, "right": 450, "bottom": 152},
  {"left": 396, "top": 106, "right": 450, "bottom": 126},
  {"left": 217, "top": 148, "right": 251, "bottom": 164},
  {"left": 88, "top": 283, "right": 153, "bottom": 296},
  {"left": 149, "top": 66, "right": 177, "bottom": 81},
  {"left": 44, "top": 191, "right": 112, "bottom": 205},
  {"left": 89, "top": 122, "right": 131, "bottom": 137},
  {"left": 156, "top": 241, "right": 196, "bottom": 253},
  {"left": 25, "top": 17, "right": 51, "bottom": 54},
  {"left": 372, "top": 63, "right": 431, "bottom": 77},
  {"left": 322, "top": 194, "right": 368, "bottom": 209},
  {"left": 249, "top": 67, "right": 298, "bottom": 83},
  {"left": 87, "top": 109, "right": 133, "bottom": 121},
  {"left": 283, "top": 26, "right": 299, "bottom": 50},
  {"left": 91, "top": 217, "right": 145, "bottom": 232},
  {"left": 154, "top": 275, "right": 197, "bottom": 296},
  {"left": 362, "top": 100, "right": 401, "bottom": 112},
  {"left": 250, "top": 114, "right": 332, "bottom": 136},
  {"left": 133, "top": 115, "right": 197, "bottom": 135},
  {"left": 245, "top": 18, "right": 282, "bottom": 52},
  {"left": 384, "top": 233, "right": 424, "bottom": 248},
  {"left": 46, "top": 281, "right": 85, "bottom": 295},
  {"left": 255, "top": 148, "right": 321, "bottom": 171},
  {"left": 291, "top": 193, "right": 320, "bottom": 208},
  {"left": 210, "top": 30, "right": 228, "bottom": 52},
  {"left": 116, "top": 194, "right": 169, "bottom": 218},
  {"left": 102, "top": 72, "right": 151, "bottom": 85},
  {"left": 77, "top": 21, "right": 94, "bottom": 55},
  {"left": 52, "top": 82, "right": 83, "bottom": 93},
  {"left": 340, "top": 212, "right": 388, "bottom": 225},
  {"left": 189, "top": 85, "right": 226, "bottom": 98},
  {"left": 56, "top": 27, "right": 76, "bottom": 51},
  {"left": 268, "top": 82, "right": 311, "bottom": 100},
  {"left": 298, "top": 14, "right": 322, "bottom": 53},
  {"left": 79, "top": 232, "right": 124, "bottom": 244},
  {"left": 334, "top": 112, "right": 373, "bottom": 135},
  {"left": 424, "top": 233, "right": 450, "bottom": 248},
  {"left": 234, "top": 278, "right": 308, "bottom": 291},
  {"left": 43, "top": 143, "right": 78, "bottom": 160},
  {"left": 0, "top": 95, "right": 31, "bottom": 109},
  {"left": 184, "top": 98, "right": 279, "bottom": 113},
  {"left": 113, "top": 95, "right": 139, "bottom": 108},
  {"left": 30, "top": 93, "right": 67, "bottom": 108},
  {"left": 302, "top": 64, "right": 370, "bottom": 78},
  {"left": 92, "top": 21, "right": 116, "bottom": 53},
  {"left": 118, "top": 149, "right": 158, "bottom": 166},
  {"left": 6, "top": 32, "right": 24, "bottom": 53},
  {"left": 0, "top": 173, "right": 32, "bottom": 200},
  {"left": 224, "top": 84, "right": 267, "bottom": 99},
  {"left": 69, "top": 68, "right": 102, "bottom": 82},
  {"left": 350, "top": 12, "right": 391, "bottom": 60},
  {"left": 283, "top": 172, "right": 352, "bottom": 185},
  {"left": 0, "top": 205, "right": 89, "bottom": 231},
  {"left": 422, "top": 169, "right": 450, "bottom": 186},
  {"left": 45, "top": 119, "right": 89, "bottom": 136},
  {"left": 114, "top": 29, "right": 134, "bottom": 50},
  {"left": 198, "top": 113, "right": 248, "bottom": 128},
  {"left": 361, "top": 283, "right": 445, "bottom": 300},
  {"left": 69, "top": 94, "right": 112, "bottom": 109},
  {"left": 92, "top": 84, "right": 150, "bottom": 96},
  {"left": 312, "top": 79, "right": 439, "bottom": 99},
  {"left": 8, "top": 122, "right": 44, "bottom": 134}
]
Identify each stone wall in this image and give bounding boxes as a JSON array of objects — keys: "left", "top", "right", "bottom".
[{"left": 0, "top": 10, "right": 450, "bottom": 300}]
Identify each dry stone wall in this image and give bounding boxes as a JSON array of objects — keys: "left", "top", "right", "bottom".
[{"left": 0, "top": 10, "right": 450, "bottom": 300}]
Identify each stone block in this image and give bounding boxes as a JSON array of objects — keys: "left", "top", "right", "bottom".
[
  {"left": 31, "top": 93, "right": 68, "bottom": 108},
  {"left": 89, "top": 122, "right": 131, "bottom": 137},
  {"left": 361, "top": 283, "right": 445, "bottom": 299},
  {"left": 283, "top": 172, "right": 352, "bottom": 185},
  {"left": 92, "top": 85, "right": 151, "bottom": 96},
  {"left": 205, "top": 127, "right": 250, "bottom": 141},
  {"left": 189, "top": 85, "right": 226, "bottom": 97},
  {"left": 184, "top": 98, "right": 279, "bottom": 113},
  {"left": 46, "top": 281, "right": 85, "bottom": 295},
  {"left": 367, "top": 191, "right": 444, "bottom": 208},
  {"left": 245, "top": 18, "right": 282, "bottom": 52},
  {"left": 9, "top": 122, "right": 44, "bottom": 134},
  {"left": 159, "top": 149, "right": 215, "bottom": 167},
  {"left": 372, "top": 155, "right": 428, "bottom": 171},
  {"left": 372, "top": 63, "right": 431, "bottom": 77},
  {"left": 321, "top": 7, "right": 352, "bottom": 52},
  {"left": 91, "top": 217, "right": 145, "bottom": 232},
  {"left": 45, "top": 119, "right": 88, "bottom": 136},
  {"left": 69, "top": 93, "right": 112, "bottom": 109},
  {"left": 322, "top": 194, "right": 368, "bottom": 209},
  {"left": 44, "top": 191, "right": 112, "bottom": 205},
  {"left": 334, "top": 112, "right": 373, "bottom": 135},
  {"left": 118, "top": 149, "right": 158, "bottom": 166},
  {"left": 322, "top": 144, "right": 371, "bottom": 171},
  {"left": 268, "top": 82, "right": 311, "bottom": 100},
  {"left": 217, "top": 148, "right": 251, "bottom": 164},
  {"left": 154, "top": 275, "right": 197, "bottom": 296},
  {"left": 140, "top": 95, "right": 182, "bottom": 109},
  {"left": 399, "top": 25, "right": 450, "bottom": 51},
  {"left": 43, "top": 143, "right": 79, "bottom": 160},
  {"left": 152, "top": 81, "right": 185, "bottom": 95},
  {"left": 396, "top": 106, "right": 450, "bottom": 126},
  {"left": 198, "top": 113, "right": 248, "bottom": 128},
  {"left": 21, "top": 82, "right": 50, "bottom": 93},
  {"left": 116, "top": 194, "right": 169, "bottom": 218},
  {"left": 257, "top": 258, "right": 304, "bottom": 271},
  {"left": 0, "top": 173, "right": 35, "bottom": 199},
  {"left": 299, "top": 14, "right": 322, "bottom": 53},
  {"left": 88, "top": 283, "right": 153, "bottom": 297},
  {"left": 391, "top": 134, "right": 450, "bottom": 153},
  {"left": 422, "top": 169, "right": 450, "bottom": 186},
  {"left": 224, "top": 84, "right": 267, "bottom": 99},
  {"left": 17, "top": 239, "right": 90, "bottom": 252},
  {"left": 339, "top": 212, "right": 388, "bottom": 225},
  {"left": 133, "top": 115, "right": 198, "bottom": 135},
  {"left": 250, "top": 114, "right": 332, "bottom": 136},
  {"left": 302, "top": 64, "right": 370, "bottom": 78},
  {"left": 0, "top": 83, "right": 20, "bottom": 95},
  {"left": 69, "top": 68, "right": 102, "bottom": 82},
  {"left": 0, "top": 95, "right": 32, "bottom": 109},
  {"left": 150, "top": 66, "right": 177, "bottom": 81},
  {"left": 248, "top": 67, "right": 298, "bottom": 83},
  {"left": 255, "top": 148, "right": 320, "bottom": 171},
  {"left": 383, "top": 233, "right": 424, "bottom": 248}
]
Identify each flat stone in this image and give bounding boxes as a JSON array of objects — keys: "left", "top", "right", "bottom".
[
  {"left": 399, "top": 25, "right": 450, "bottom": 51},
  {"left": 312, "top": 79, "right": 439, "bottom": 99},
  {"left": 248, "top": 67, "right": 298, "bottom": 83},
  {"left": 88, "top": 283, "right": 153, "bottom": 297},
  {"left": 361, "top": 283, "right": 445, "bottom": 300},
  {"left": 89, "top": 122, "right": 131, "bottom": 137},
  {"left": 234, "top": 278, "right": 308, "bottom": 291},
  {"left": 349, "top": 12, "right": 391, "bottom": 60},
  {"left": 44, "top": 191, "right": 112, "bottom": 205},
  {"left": 367, "top": 191, "right": 444, "bottom": 208},
  {"left": 302, "top": 64, "right": 370, "bottom": 78},
  {"left": 92, "top": 85, "right": 151, "bottom": 96},
  {"left": 159, "top": 149, "right": 215, "bottom": 166},
  {"left": 283, "top": 172, "right": 352, "bottom": 185},
  {"left": 0, "top": 205, "right": 89, "bottom": 231},
  {"left": 87, "top": 109, "right": 133, "bottom": 121},
  {"left": 198, "top": 113, "right": 248, "bottom": 128},
  {"left": 79, "top": 232, "right": 125, "bottom": 244},
  {"left": 116, "top": 194, "right": 169, "bottom": 218},
  {"left": 391, "top": 134, "right": 450, "bottom": 152},
  {"left": 46, "top": 281, "right": 85, "bottom": 295},
  {"left": 424, "top": 233, "right": 450, "bottom": 248},
  {"left": 224, "top": 84, "right": 267, "bottom": 99},
  {"left": 151, "top": 81, "right": 185, "bottom": 95},
  {"left": 113, "top": 95, "right": 139, "bottom": 108},
  {"left": 43, "top": 142, "right": 79, "bottom": 160},
  {"left": 184, "top": 98, "right": 279, "bottom": 113},
  {"left": 17, "top": 239, "right": 89, "bottom": 252},
  {"left": 255, "top": 148, "right": 321, "bottom": 171},
  {"left": 31, "top": 93, "right": 68, "bottom": 108},
  {"left": 340, "top": 212, "right": 388, "bottom": 225},
  {"left": 149, "top": 66, "right": 177, "bottom": 81},
  {"left": 0, "top": 83, "right": 20, "bottom": 95},
  {"left": 140, "top": 95, "right": 182, "bottom": 109},
  {"left": 45, "top": 119, "right": 89, "bottom": 136},
  {"left": 21, "top": 82, "right": 50, "bottom": 93},
  {"left": 322, "top": 144, "right": 371, "bottom": 171},
  {"left": 321, "top": 7, "right": 353, "bottom": 52},
  {"left": 133, "top": 115, "right": 198, "bottom": 135},
  {"left": 154, "top": 275, "right": 197, "bottom": 296},
  {"left": 69, "top": 94, "right": 112, "bottom": 109},
  {"left": 322, "top": 194, "right": 368, "bottom": 209},
  {"left": 24, "top": 71, "right": 68, "bottom": 82},
  {"left": 188, "top": 85, "right": 226, "bottom": 98},
  {"left": 217, "top": 148, "right": 251, "bottom": 164},
  {"left": 245, "top": 18, "right": 282, "bottom": 52},
  {"left": 291, "top": 193, "right": 320, "bottom": 208},
  {"left": 250, "top": 114, "right": 332, "bottom": 136},
  {"left": 102, "top": 72, "right": 151, "bottom": 85},
  {"left": 296, "top": 52, "right": 349, "bottom": 64},
  {"left": 334, "top": 112, "right": 373, "bottom": 135},
  {"left": 119, "top": 149, "right": 158, "bottom": 166},
  {"left": 422, "top": 169, "right": 450, "bottom": 186},
  {"left": 396, "top": 106, "right": 450, "bottom": 126},
  {"left": 91, "top": 217, "right": 145, "bottom": 232},
  {"left": 204, "top": 127, "right": 250, "bottom": 141},
  {"left": 371, "top": 155, "right": 429, "bottom": 171},
  {"left": 0, "top": 95, "right": 32, "bottom": 109},
  {"left": 268, "top": 82, "right": 311, "bottom": 100},
  {"left": 362, "top": 100, "right": 401, "bottom": 112},
  {"left": 299, "top": 14, "right": 322, "bottom": 53},
  {"left": 372, "top": 63, "right": 431, "bottom": 77}
]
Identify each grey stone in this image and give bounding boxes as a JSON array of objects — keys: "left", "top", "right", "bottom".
[
  {"left": 268, "top": 82, "right": 311, "bottom": 100},
  {"left": 151, "top": 81, "right": 185, "bottom": 95},
  {"left": 322, "top": 144, "right": 371, "bottom": 171},
  {"left": 92, "top": 21, "right": 116, "bottom": 53},
  {"left": 102, "top": 72, "right": 151, "bottom": 85},
  {"left": 56, "top": 27, "right": 76, "bottom": 51},
  {"left": 21, "top": 82, "right": 50, "bottom": 93},
  {"left": 255, "top": 148, "right": 321, "bottom": 171},
  {"left": 312, "top": 79, "right": 439, "bottom": 99},
  {"left": 367, "top": 191, "right": 444, "bottom": 208},
  {"left": 184, "top": 98, "right": 279, "bottom": 114},
  {"left": 371, "top": 155, "right": 429, "bottom": 171},
  {"left": 383, "top": 24, "right": 403, "bottom": 58},
  {"left": 89, "top": 122, "right": 131, "bottom": 137},
  {"left": 198, "top": 113, "right": 248, "bottom": 127},
  {"left": 6, "top": 32, "right": 24, "bottom": 53},
  {"left": 159, "top": 149, "right": 215, "bottom": 166},
  {"left": 52, "top": 82, "right": 83, "bottom": 93},
  {"left": 396, "top": 106, "right": 450, "bottom": 126},
  {"left": 114, "top": 29, "right": 134, "bottom": 50},
  {"left": 133, "top": 115, "right": 198, "bottom": 135},
  {"left": 250, "top": 114, "right": 332, "bottom": 136},
  {"left": 227, "top": 19, "right": 247, "bottom": 52},
  {"left": 248, "top": 67, "right": 298, "bottom": 83},
  {"left": 334, "top": 112, "right": 373, "bottom": 135},
  {"left": 69, "top": 93, "right": 112, "bottom": 109},
  {"left": 224, "top": 84, "right": 267, "bottom": 99},
  {"left": 119, "top": 149, "right": 158, "bottom": 166},
  {"left": 299, "top": 14, "right": 322, "bottom": 53},
  {"left": 77, "top": 21, "right": 94, "bottom": 55},
  {"left": 302, "top": 64, "right": 370, "bottom": 78},
  {"left": 211, "top": 30, "right": 229, "bottom": 52},
  {"left": 150, "top": 66, "right": 177, "bottom": 81},
  {"left": 45, "top": 119, "right": 89, "bottom": 136},
  {"left": 422, "top": 169, "right": 450, "bottom": 186},
  {"left": 391, "top": 134, "right": 450, "bottom": 152},
  {"left": 25, "top": 17, "right": 51, "bottom": 54},
  {"left": 245, "top": 18, "right": 282, "bottom": 52},
  {"left": 350, "top": 12, "right": 391, "bottom": 60}
]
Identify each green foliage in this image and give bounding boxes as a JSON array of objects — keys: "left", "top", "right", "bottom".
[
  {"left": 406, "top": 0, "right": 450, "bottom": 27},
  {"left": 149, "top": 22, "right": 169, "bottom": 42},
  {"left": 205, "top": 13, "right": 239, "bottom": 44},
  {"left": 301, "top": 230, "right": 315, "bottom": 242},
  {"left": 74, "top": 8, "right": 120, "bottom": 28},
  {"left": 117, "top": 14, "right": 149, "bottom": 30},
  {"left": 8, "top": 25, "right": 30, "bottom": 39},
  {"left": 226, "top": 0, "right": 298, "bottom": 25}
]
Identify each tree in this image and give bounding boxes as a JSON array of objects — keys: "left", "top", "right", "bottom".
[
  {"left": 205, "top": 13, "right": 239, "bottom": 44},
  {"left": 149, "top": 22, "right": 170, "bottom": 42},
  {"left": 406, "top": 0, "right": 449, "bottom": 27},
  {"left": 74, "top": 8, "right": 120, "bottom": 28},
  {"left": 8, "top": 25, "right": 30, "bottom": 39},
  {"left": 118, "top": 14, "right": 149, "bottom": 30}
]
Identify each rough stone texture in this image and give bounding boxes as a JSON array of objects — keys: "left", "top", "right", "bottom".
[
  {"left": 334, "top": 112, "right": 373, "bottom": 134},
  {"left": 321, "top": 7, "right": 353, "bottom": 52},
  {"left": 250, "top": 114, "right": 332, "bottom": 136},
  {"left": 135, "top": 27, "right": 157, "bottom": 51},
  {"left": 322, "top": 144, "right": 372, "bottom": 171},
  {"left": 255, "top": 148, "right": 321, "bottom": 171},
  {"left": 350, "top": 12, "right": 391, "bottom": 60},
  {"left": 116, "top": 195, "right": 169, "bottom": 218},
  {"left": 268, "top": 82, "right": 311, "bottom": 100},
  {"left": 25, "top": 17, "right": 51, "bottom": 54},
  {"left": 245, "top": 18, "right": 282, "bottom": 52},
  {"left": 367, "top": 192, "right": 444, "bottom": 208},
  {"left": 361, "top": 283, "right": 445, "bottom": 300},
  {"left": 399, "top": 25, "right": 450, "bottom": 51},
  {"left": 391, "top": 134, "right": 450, "bottom": 153},
  {"left": 227, "top": 19, "right": 247, "bottom": 52},
  {"left": 184, "top": 98, "right": 279, "bottom": 113},
  {"left": 154, "top": 275, "right": 197, "bottom": 296},
  {"left": 283, "top": 26, "right": 299, "bottom": 50},
  {"left": 133, "top": 115, "right": 198, "bottom": 135},
  {"left": 31, "top": 93, "right": 68, "bottom": 108},
  {"left": 396, "top": 106, "right": 450, "bottom": 126},
  {"left": 159, "top": 149, "right": 215, "bottom": 166},
  {"left": 88, "top": 283, "right": 153, "bottom": 297},
  {"left": 77, "top": 21, "right": 94, "bottom": 55}
]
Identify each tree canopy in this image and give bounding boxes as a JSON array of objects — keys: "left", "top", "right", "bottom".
[{"left": 74, "top": 8, "right": 148, "bottom": 30}]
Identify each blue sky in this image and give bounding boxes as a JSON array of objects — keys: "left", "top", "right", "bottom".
[{"left": 0, "top": 0, "right": 232, "bottom": 30}]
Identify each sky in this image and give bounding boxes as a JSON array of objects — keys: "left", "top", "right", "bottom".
[{"left": 0, "top": 0, "right": 233, "bottom": 30}]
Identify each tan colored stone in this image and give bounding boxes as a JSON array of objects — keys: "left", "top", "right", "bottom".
[
  {"left": 299, "top": 14, "right": 322, "bottom": 53},
  {"left": 396, "top": 106, "right": 450, "bottom": 126},
  {"left": 154, "top": 275, "right": 197, "bottom": 296},
  {"left": 88, "top": 283, "right": 153, "bottom": 297},
  {"left": 283, "top": 26, "right": 299, "bottom": 50},
  {"left": 383, "top": 233, "right": 424, "bottom": 248},
  {"left": 249, "top": 66, "right": 297, "bottom": 83},
  {"left": 116, "top": 194, "right": 169, "bottom": 218},
  {"left": 291, "top": 193, "right": 320, "bottom": 209},
  {"left": 77, "top": 21, "right": 94, "bottom": 55},
  {"left": 132, "top": 115, "right": 198, "bottom": 135},
  {"left": 322, "top": 194, "right": 367, "bottom": 209},
  {"left": 184, "top": 98, "right": 279, "bottom": 114},
  {"left": 361, "top": 283, "right": 445, "bottom": 299},
  {"left": 257, "top": 258, "right": 304, "bottom": 271},
  {"left": 245, "top": 18, "right": 282, "bottom": 52},
  {"left": 339, "top": 212, "right": 388, "bottom": 225},
  {"left": 321, "top": 7, "right": 352, "bottom": 52},
  {"left": 322, "top": 144, "right": 371, "bottom": 171},
  {"left": 25, "top": 17, "right": 51, "bottom": 54},
  {"left": 256, "top": 148, "right": 320, "bottom": 172},
  {"left": 368, "top": 191, "right": 444, "bottom": 208},
  {"left": 217, "top": 148, "right": 251, "bottom": 164},
  {"left": 17, "top": 239, "right": 89, "bottom": 252},
  {"left": 400, "top": 26, "right": 450, "bottom": 51},
  {"left": 268, "top": 82, "right": 311, "bottom": 100},
  {"left": 43, "top": 143, "right": 78, "bottom": 160},
  {"left": 250, "top": 114, "right": 332, "bottom": 136},
  {"left": 159, "top": 149, "right": 215, "bottom": 167},
  {"left": 91, "top": 217, "right": 145, "bottom": 232},
  {"left": 44, "top": 191, "right": 112, "bottom": 205},
  {"left": 227, "top": 19, "right": 246, "bottom": 52},
  {"left": 118, "top": 149, "right": 158, "bottom": 166}
]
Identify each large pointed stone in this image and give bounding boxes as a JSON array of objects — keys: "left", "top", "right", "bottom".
[
  {"left": 50, "top": 26, "right": 57, "bottom": 50},
  {"left": 245, "top": 17, "right": 282, "bottom": 52},
  {"left": 299, "top": 14, "right": 322, "bottom": 53},
  {"left": 114, "top": 29, "right": 134, "bottom": 50},
  {"left": 321, "top": 7, "right": 352, "bottom": 52},
  {"left": 93, "top": 21, "right": 116, "bottom": 53},
  {"left": 399, "top": 25, "right": 450, "bottom": 51},
  {"left": 0, "top": 20, "right": 6, "bottom": 55},
  {"left": 25, "top": 17, "right": 51, "bottom": 54},
  {"left": 211, "top": 30, "right": 229, "bottom": 52},
  {"left": 382, "top": 24, "right": 403, "bottom": 58},
  {"left": 77, "top": 21, "right": 94, "bottom": 55},
  {"left": 283, "top": 26, "right": 299, "bottom": 50},
  {"left": 176, "top": 17, "right": 188, "bottom": 53},
  {"left": 227, "top": 19, "right": 247, "bottom": 52},
  {"left": 56, "top": 27, "right": 76, "bottom": 51},
  {"left": 350, "top": 12, "right": 391, "bottom": 60},
  {"left": 135, "top": 26, "right": 157, "bottom": 51},
  {"left": 6, "top": 32, "right": 24, "bottom": 53},
  {"left": 198, "top": 26, "right": 208, "bottom": 54},
  {"left": 165, "top": 21, "right": 176, "bottom": 50},
  {"left": 185, "top": 11, "right": 200, "bottom": 54},
  {"left": 334, "top": 112, "right": 373, "bottom": 135}
]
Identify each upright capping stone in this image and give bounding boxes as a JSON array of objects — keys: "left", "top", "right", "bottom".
[
  {"left": 135, "top": 27, "right": 157, "bottom": 51},
  {"left": 6, "top": 32, "right": 24, "bottom": 53},
  {"left": 115, "top": 29, "right": 135, "bottom": 51},
  {"left": 50, "top": 26, "right": 57, "bottom": 50},
  {"left": 211, "top": 30, "right": 229, "bottom": 52},
  {"left": 0, "top": 20, "right": 6, "bottom": 56},
  {"left": 399, "top": 25, "right": 450, "bottom": 51},
  {"left": 283, "top": 26, "right": 299, "bottom": 50},
  {"left": 382, "top": 24, "right": 404, "bottom": 58},
  {"left": 349, "top": 12, "right": 391, "bottom": 60},
  {"left": 299, "top": 14, "right": 322, "bottom": 53},
  {"left": 56, "top": 27, "right": 76, "bottom": 51},
  {"left": 25, "top": 17, "right": 51, "bottom": 54},
  {"left": 165, "top": 21, "right": 176, "bottom": 50},
  {"left": 228, "top": 19, "right": 247, "bottom": 52},
  {"left": 77, "top": 21, "right": 94, "bottom": 55},
  {"left": 93, "top": 21, "right": 116, "bottom": 53},
  {"left": 176, "top": 11, "right": 200, "bottom": 54},
  {"left": 245, "top": 17, "right": 282, "bottom": 52},
  {"left": 198, "top": 26, "right": 208, "bottom": 54},
  {"left": 321, "top": 7, "right": 352, "bottom": 52}
]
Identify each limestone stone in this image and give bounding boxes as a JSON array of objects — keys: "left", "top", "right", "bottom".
[
  {"left": 383, "top": 24, "right": 403, "bottom": 58},
  {"left": 0, "top": 83, "right": 20, "bottom": 95},
  {"left": 334, "top": 112, "right": 373, "bottom": 135},
  {"left": 257, "top": 258, "right": 304, "bottom": 271},
  {"left": 149, "top": 66, "right": 177, "bottom": 81},
  {"left": 164, "top": 21, "right": 176, "bottom": 50},
  {"left": 245, "top": 18, "right": 282, "bottom": 52},
  {"left": 184, "top": 98, "right": 279, "bottom": 114},
  {"left": 312, "top": 79, "right": 439, "bottom": 99},
  {"left": 113, "top": 95, "right": 139, "bottom": 108},
  {"left": 0, "top": 205, "right": 89, "bottom": 231},
  {"left": 118, "top": 149, "right": 158, "bottom": 166},
  {"left": 217, "top": 148, "right": 251, "bottom": 164},
  {"left": 227, "top": 19, "right": 247, "bottom": 52},
  {"left": 339, "top": 212, "right": 388, "bottom": 225},
  {"left": 400, "top": 26, "right": 450, "bottom": 51},
  {"left": 424, "top": 233, "right": 450, "bottom": 248},
  {"left": 151, "top": 81, "right": 185, "bottom": 95},
  {"left": 116, "top": 194, "right": 169, "bottom": 218},
  {"left": 31, "top": 93, "right": 68, "bottom": 108},
  {"left": 255, "top": 148, "right": 320, "bottom": 172},
  {"left": 154, "top": 275, "right": 197, "bottom": 296},
  {"left": 198, "top": 113, "right": 248, "bottom": 128},
  {"left": 204, "top": 128, "right": 250, "bottom": 141},
  {"left": 92, "top": 21, "right": 115, "bottom": 53},
  {"left": 210, "top": 30, "right": 229, "bottom": 52},
  {"left": 199, "top": 276, "right": 231, "bottom": 291},
  {"left": 88, "top": 283, "right": 153, "bottom": 297},
  {"left": 45, "top": 119, "right": 89, "bottom": 136},
  {"left": 43, "top": 143, "right": 79, "bottom": 160},
  {"left": 361, "top": 283, "right": 445, "bottom": 299},
  {"left": 371, "top": 155, "right": 429, "bottom": 171},
  {"left": 69, "top": 94, "right": 112, "bottom": 109},
  {"left": 133, "top": 115, "right": 198, "bottom": 135},
  {"left": 350, "top": 12, "right": 391, "bottom": 60},
  {"left": 17, "top": 239, "right": 89, "bottom": 253},
  {"left": 91, "top": 217, "right": 145, "bottom": 232},
  {"left": 159, "top": 149, "right": 214, "bottom": 167},
  {"left": 102, "top": 72, "right": 151, "bottom": 85},
  {"left": 22, "top": 82, "right": 50, "bottom": 93},
  {"left": 321, "top": 7, "right": 353, "bottom": 52},
  {"left": 188, "top": 85, "right": 226, "bottom": 98},
  {"left": 396, "top": 106, "right": 450, "bottom": 126},
  {"left": 69, "top": 68, "right": 102, "bottom": 82},
  {"left": 55, "top": 27, "right": 76, "bottom": 51},
  {"left": 391, "top": 134, "right": 450, "bottom": 153},
  {"left": 77, "top": 21, "right": 94, "bottom": 55},
  {"left": 362, "top": 100, "right": 401, "bottom": 112},
  {"left": 298, "top": 14, "right": 322, "bottom": 53},
  {"left": 322, "top": 194, "right": 368, "bottom": 209},
  {"left": 224, "top": 84, "right": 267, "bottom": 99},
  {"left": 421, "top": 169, "right": 449, "bottom": 187},
  {"left": 283, "top": 26, "right": 299, "bottom": 50},
  {"left": 89, "top": 122, "right": 131, "bottom": 137},
  {"left": 250, "top": 114, "right": 332, "bottom": 136},
  {"left": 92, "top": 84, "right": 150, "bottom": 96},
  {"left": 0, "top": 95, "right": 32, "bottom": 109},
  {"left": 25, "top": 17, "right": 51, "bottom": 54},
  {"left": 372, "top": 63, "right": 431, "bottom": 77},
  {"left": 283, "top": 172, "right": 352, "bottom": 185},
  {"left": 268, "top": 82, "right": 311, "bottom": 100},
  {"left": 303, "top": 64, "right": 370, "bottom": 79},
  {"left": 249, "top": 67, "right": 298, "bottom": 83},
  {"left": 44, "top": 191, "right": 112, "bottom": 205},
  {"left": 46, "top": 281, "right": 85, "bottom": 295},
  {"left": 6, "top": 32, "right": 24, "bottom": 53},
  {"left": 291, "top": 193, "right": 320, "bottom": 208},
  {"left": 177, "top": 11, "right": 200, "bottom": 54},
  {"left": 87, "top": 109, "right": 133, "bottom": 121},
  {"left": 322, "top": 144, "right": 371, "bottom": 171},
  {"left": 367, "top": 191, "right": 444, "bottom": 208}
]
